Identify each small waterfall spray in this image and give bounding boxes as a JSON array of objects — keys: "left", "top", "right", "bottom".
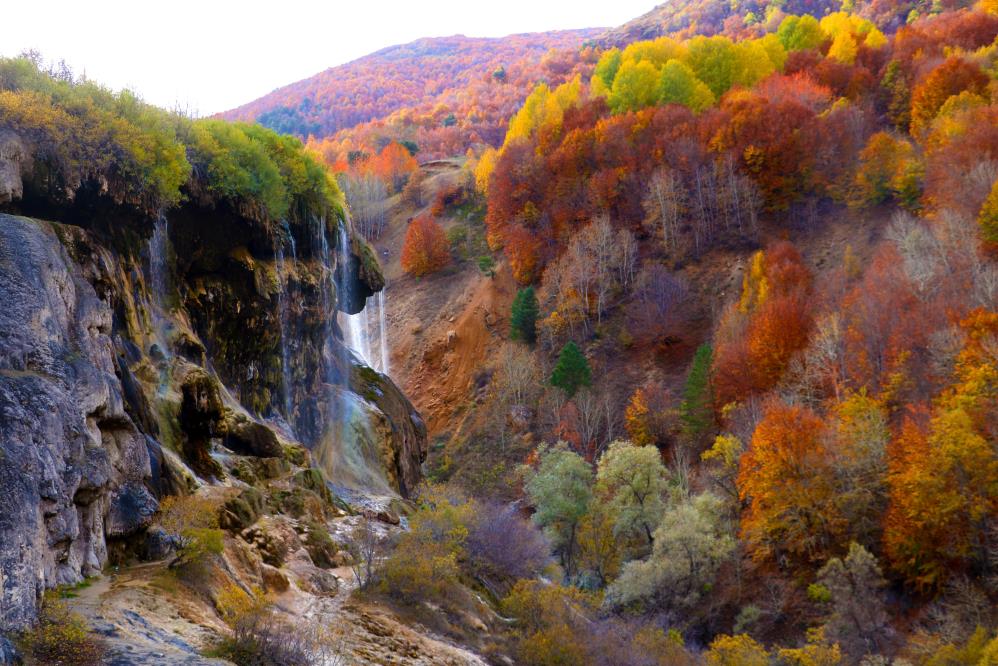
[
  {"left": 337, "top": 222, "right": 373, "bottom": 366},
  {"left": 377, "top": 289, "right": 390, "bottom": 376},
  {"left": 274, "top": 223, "right": 294, "bottom": 421}
]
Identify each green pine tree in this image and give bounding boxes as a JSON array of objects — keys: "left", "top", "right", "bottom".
[
  {"left": 550, "top": 341, "right": 592, "bottom": 397},
  {"left": 679, "top": 343, "right": 714, "bottom": 445},
  {"left": 510, "top": 286, "right": 539, "bottom": 343}
]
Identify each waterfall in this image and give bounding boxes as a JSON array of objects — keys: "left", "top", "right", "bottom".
[
  {"left": 149, "top": 215, "right": 170, "bottom": 306},
  {"left": 312, "top": 215, "right": 391, "bottom": 494},
  {"left": 274, "top": 223, "right": 294, "bottom": 421},
  {"left": 147, "top": 215, "right": 173, "bottom": 364},
  {"left": 337, "top": 222, "right": 373, "bottom": 366},
  {"left": 377, "top": 289, "right": 390, "bottom": 376}
]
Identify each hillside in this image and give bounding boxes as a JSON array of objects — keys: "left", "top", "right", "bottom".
[
  {"left": 601, "top": 0, "right": 974, "bottom": 43},
  {"left": 5, "top": 1, "right": 998, "bottom": 664},
  {"left": 350, "top": 2, "right": 998, "bottom": 662},
  {"left": 220, "top": 30, "right": 602, "bottom": 158}
]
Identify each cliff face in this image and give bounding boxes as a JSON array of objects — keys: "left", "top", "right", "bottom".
[
  {"left": 0, "top": 215, "right": 156, "bottom": 630},
  {"left": 0, "top": 147, "right": 425, "bottom": 634}
]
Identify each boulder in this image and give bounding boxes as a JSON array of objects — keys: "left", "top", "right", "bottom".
[
  {"left": 143, "top": 527, "right": 179, "bottom": 561},
  {"left": 259, "top": 563, "right": 290, "bottom": 593},
  {"left": 222, "top": 414, "right": 283, "bottom": 458}
]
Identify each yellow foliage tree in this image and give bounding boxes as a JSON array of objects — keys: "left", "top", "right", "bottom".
[
  {"left": 828, "top": 32, "right": 858, "bottom": 64},
  {"left": 474, "top": 146, "right": 498, "bottom": 196},
  {"left": 624, "top": 387, "right": 654, "bottom": 446},
  {"left": 705, "top": 634, "right": 770, "bottom": 666}
]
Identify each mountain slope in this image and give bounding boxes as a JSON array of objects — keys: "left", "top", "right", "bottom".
[{"left": 220, "top": 30, "right": 602, "bottom": 141}]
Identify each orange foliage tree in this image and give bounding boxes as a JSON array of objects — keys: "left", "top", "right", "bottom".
[
  {"left": 909, "top": 57, "right": 990, "bottom": 137},
  {"left": 370, "top": 141, "right": 418, "bottom": 192},
  {"left": 713, "top": 242, "right": 814, "bottom": 406},
  {"left": 884, "top": 310, "right": 998, "bottom": 590},
  {"left": 400, "top": 214, "right": 450, "bottom": 277},
  {"left": 737, "top": 401, "right": 844, "bottom": 568}
]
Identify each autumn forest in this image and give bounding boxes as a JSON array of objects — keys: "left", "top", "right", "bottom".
[{"left": 6, "top": 0, "right": 998, "bottom": 663}]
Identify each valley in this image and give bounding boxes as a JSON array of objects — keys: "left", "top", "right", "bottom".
[{"left": 3, "top": 0, "right": 998, "bottom": 664}]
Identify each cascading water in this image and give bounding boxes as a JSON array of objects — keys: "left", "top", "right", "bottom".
[
  {"left": 337, "top": 222, "right": 373, "bottom": 367},
  {"left": 274, "top": 222, "right": 295, "bottom": 421},
  {"left": 376, "top": 289, "right": 390, "bottom": 376},
  {"left": 147, "top": 215, "right": 173, "bottom": 394},
  {"left": 149, "top": 215, "right": 170, "bottom": 309},
  {"left": 312, "top": 216, "right": 391, "bottom": 493}
]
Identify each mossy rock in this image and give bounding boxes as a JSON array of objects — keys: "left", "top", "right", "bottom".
[
  {"left": 303, "top": 520, "right": 338, "bottom": 569},
  {"left": 282, "top": 444, "right": 309, "bottom": 467},
  {"left": 222, "top": 414, "right": 283, "bottom": 458},
  {"left": 292, "top": 468, "right": 334, "bottom": 507},
  {"left": 220, "top": 488, "right": 265, "bottom": 531},
  {"left": 178, "top": 367, "right": 225, "bottom": 479},
  {"left": 229, "top": 459, "right": 260, "bottom": 485},
  {"left": 352, "top": 233, "right": 385, "bottom": 293}
]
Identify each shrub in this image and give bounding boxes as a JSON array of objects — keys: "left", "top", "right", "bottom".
[
  {"left": 705, "top": 634, "right": 770, "bottom": 665},
  {"left": 210, "top": 608, "right": 344, "bottom": 666},
  {"left": 18, "top": 593, "right": 107, "bottom": 666},
  {"left": 215, "top": 584, "right": 268, "bottom": 627},
  {"left": 379, "top": 494, "right": 472, "bottom": 604},
  {"left": 157, "top": 494, "right": 224, "bottom": 581},
  {"left": 502, "top": 580, "right": 594, "bottom": 666},
  {"left": 466, "top": 502, "right": 550, "bottom": 585}
]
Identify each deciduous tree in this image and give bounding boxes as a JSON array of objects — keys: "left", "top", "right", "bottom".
[
  {"left": 400, "top": 214, "right": 450, "bottom": 276},
  {"left": 522, "top": 444, "right": 593, "bottom": 579}
]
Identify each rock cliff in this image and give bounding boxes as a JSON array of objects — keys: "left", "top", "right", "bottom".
[{"left": 0, "top": 151, "right": 425, "bottom": 636}]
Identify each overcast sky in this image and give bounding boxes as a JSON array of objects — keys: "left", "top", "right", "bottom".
[{"left": 4, "top": 1, "right": 658, "bottom": 115}]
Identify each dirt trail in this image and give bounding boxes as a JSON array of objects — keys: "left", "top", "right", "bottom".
[
  {"left": 72, "top": 562, "right": 230, "bottom": 665},
  {"left": 71, "top": 538, "right": 486, "bottom": 666}
]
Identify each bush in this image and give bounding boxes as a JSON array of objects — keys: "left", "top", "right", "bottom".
[
  {"left": 157, "top": 494, "right": 225, "bottom": 581},
  {"left": 378, "top": 493, "right": 472, "bottom": 604},
  {"left": 209, "top": 608, "right": 344, "bottom": 666},
  {"left": 18, "top": 593, "right": 107, "bottom": 666},
  {"left": 466, "top": 502, "right": 550, "bottom": 585}
]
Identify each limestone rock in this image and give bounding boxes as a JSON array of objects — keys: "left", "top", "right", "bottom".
[
  {"left": 0, "top": 132, "right": 27, "bottom": 205},
  {"left": 259, "top": 563, "right": 290, "bottom": 593},
  {"left": 0, "top": 215, "right": 154, "bottom": 632}
]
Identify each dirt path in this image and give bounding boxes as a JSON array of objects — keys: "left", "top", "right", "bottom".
[
  {"left": 72, "top": 546, "right": 486, "bottom": 666},
  {"left": 71, "top": 562, "right": 230, "bottom": 665}
]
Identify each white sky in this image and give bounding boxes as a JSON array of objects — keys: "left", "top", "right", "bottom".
[{"left": 3, "top": 1, "right": 658, "bottom": 115}]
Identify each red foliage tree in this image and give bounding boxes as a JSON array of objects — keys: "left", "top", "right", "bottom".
[
  {"left": 370, "top": 141, "right": 418, "bottom": 192},
  {"left": 400, "top": 214, "right": 450, "bottom": 277}
]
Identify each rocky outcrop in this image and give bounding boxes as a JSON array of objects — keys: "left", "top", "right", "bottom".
[
  {"left": 0, "top": 163, "right": 426, "bottom": 634},
  {"left": 0, "top": 215, "right": 155, "bottom": 631},
  {"left": 0, "top": 133, "right": 27, "bottom": 205}
]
